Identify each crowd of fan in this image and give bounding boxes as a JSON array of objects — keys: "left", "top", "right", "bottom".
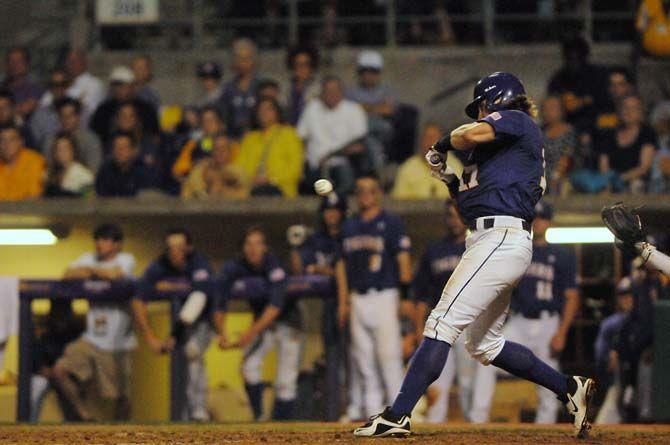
[{"left": 1, "top": 36, "right": 670, "bottom": 201}]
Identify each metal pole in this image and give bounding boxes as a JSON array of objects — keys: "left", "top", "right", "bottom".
[
  {"left": 288, "top": 0, "right": 299, "bottom": 46},
  {"left": 16, "top": 293, "right": 33, "bottom": 422},
  {"left": 192, "top": 0, "right": 204, "bottom": 50},
  {"left": 385, "top": 0, "right": 397, "bottom": 47},
  {"left": 483, "top": 0, "right": 494, "bottom": 49},
  {"left": 583, "top": 0, "right": 593, "bottom": 43}
]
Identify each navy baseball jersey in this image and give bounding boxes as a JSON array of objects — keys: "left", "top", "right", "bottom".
[
  {"left": 413, "top": 237, "right": 466, "bottom": 308},
  {"left": 457, "top": 110, "right": 545, "bottom": 223},
  {"left": 511, "top": 244, "right": 578, "bottom": 317},
  {"left": 137, "top": 251, "right": 216, "bottom": 323},
  {"left": 217, "top": 252, "right": 297, "bottom": 324},
  {"left": 340, "top": 211, "right": 411, "bottom": 293},
  {"left": 299, "top": 231, "right": 341, "bottom": 270}
]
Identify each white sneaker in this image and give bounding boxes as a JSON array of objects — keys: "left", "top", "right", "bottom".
[
  {"left": 565, "top": 376, "right": 595, "bottom": 438},
  {"left": 353, "top": 407, "right": 411, "bottom": 437}
]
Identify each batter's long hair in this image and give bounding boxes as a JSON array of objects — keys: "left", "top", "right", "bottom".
[{"left": 507, "top": 95, "right": 538, "bottom": 118}]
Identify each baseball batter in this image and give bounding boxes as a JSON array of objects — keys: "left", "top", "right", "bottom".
[
  {"left": 336, "top": 174, "right": 413, "bottom": 419},
  {"left": 412, "top": 199, "right": 493, "bottom": 423},
  {"left": 355, "top": 72, "right": 595, "bottom": 438}
]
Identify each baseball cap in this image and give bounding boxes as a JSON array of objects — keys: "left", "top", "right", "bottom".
[
  {"left": 535, "top": 201, "right": 554, "bottom": 220},
  {"left": 357, "top": 50, "right": 383, "bottom": 71},
  {"left": 320, "top": 191, "right": 347, "bottom": 214},
  {"left": 109, "top": 66, "right": 135, "bottom": 84},
  {"left": 197, "top": 61, "right": 222, "bottom": 79}
]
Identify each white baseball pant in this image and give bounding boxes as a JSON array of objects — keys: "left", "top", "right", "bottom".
[
  {"left": 350, "top": 288, "right": 405, "bottom": 417},
  {"left": 242, "top": 322, "right": 303, "bottom": 401},
  {"left": 504, "top": 312, "right": 561, "bottom": 423},
  {"left": 184, "top": 321, "right": 213, "bottom": 420},
  {"left": 424, "top": 221, "right": 532, "bottom": 365}
]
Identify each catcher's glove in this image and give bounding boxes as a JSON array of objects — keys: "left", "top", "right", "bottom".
[{"left": 601, "top": 202, "right": 646, "bottom": 254}]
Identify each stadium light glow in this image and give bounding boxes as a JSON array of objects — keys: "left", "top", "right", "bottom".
[
  {"left": 0, "top": 229, "right": 58, "bottom": 245},
  {"left": 545, "top": 227, "right": 614, "bottom": 244}
]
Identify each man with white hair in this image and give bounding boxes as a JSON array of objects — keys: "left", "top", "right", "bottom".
[{"left": 218, "top": 38, "right": 260, "bottom": 138}]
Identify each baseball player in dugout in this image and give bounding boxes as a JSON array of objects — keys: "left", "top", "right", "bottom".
[
  {"left": 355, "top": 72, "right": 595, "bottom": 438},
  {"left": 132, "top": 228, "right": 216, "bottom": 422},
  {"left": 289, "top": 192, "right": 347, "bottom": 421},
  {"left": 336, "top": 174, "right": 413, "bottom": 420},
  {"left": 413, "top": 199, "right": 494, "bottom": 424},
  {"left": 216, "top": 226, "right": 302, "bottom": 421}
]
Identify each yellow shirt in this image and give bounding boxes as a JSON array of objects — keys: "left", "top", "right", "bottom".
[
  {"left": 637, "top": 0, "right": 670, "bottom": 56},
  {"left": 391, "top": 154, "right": 462, "bottom": 200},
  {"left": 235, "top": 124, "right": 304, "bottom": 198},
  {"left": 0, "top": 148, "right": 46, "bottom": 200},
  {"left": 181, "top": 158, "right": 250, "bottom": 199}
]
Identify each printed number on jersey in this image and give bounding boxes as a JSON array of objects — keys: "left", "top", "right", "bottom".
[
  {"left": 459, "top": 164, "right": 479, "bottom": 192},
  {"left": 536, "top": 280, "right": 553, "bottom": 301}
]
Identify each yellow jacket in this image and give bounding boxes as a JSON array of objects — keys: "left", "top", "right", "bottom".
[
  {"left": 391, "top": 153, "right": 462, "bottom": 200},
  {"left": 0, "top": 148, "right": 46, "bottom": 200},
  {"left": 235, "top": 124, "right": 304, "bottom": 198},
  {"left": 637, "top": 0, "right": 670, "bottom": 56}
]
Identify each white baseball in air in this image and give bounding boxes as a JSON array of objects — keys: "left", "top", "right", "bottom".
[{"left": 314, "top": 179, "right": 334, "bottom": 196}]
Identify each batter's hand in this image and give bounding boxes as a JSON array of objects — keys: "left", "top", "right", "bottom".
[{"left": 550, "top": 332, "right": 566, "bottom": 356}]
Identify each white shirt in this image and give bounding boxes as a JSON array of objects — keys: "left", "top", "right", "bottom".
[
  {"left": 70, "top": 252, "right": 137, "bottom": 351},
  {"left": 66, "top": 72, "right": 106, "bottom": 125},
  {"left": 297, "top": 98, "right": 368, "bottom": 168},
  {"left": 61, "top": 162, "right": 94, "bottom": 194}
]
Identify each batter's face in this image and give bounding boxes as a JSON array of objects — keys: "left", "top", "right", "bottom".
[
  {"left": 477, "top": 101, "right": 489, "bottom": 120},
  {"left": 166, "top": 233, "right": 191, "bottom": 270},
  {"left": 243, "top": 231, "right": 267, "bottom": 267},
  {"left": 532, "top": 217, "right": 551, "bottom": 240},
  {"left": 355, "top": 177, "right": 382, "bottom": 211},
  {"left": 444, "top": 205, "right": 466, "bottom": 239}
]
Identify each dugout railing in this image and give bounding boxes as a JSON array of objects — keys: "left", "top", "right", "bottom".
[{"left": 16, "top": 275, "right": 334, "bottom": 422}]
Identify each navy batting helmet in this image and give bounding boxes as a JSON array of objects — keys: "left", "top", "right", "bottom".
[
  {"left": 465, "top": 72, "right": 526, "bottom": 119},
  {"left": 319, "top": 191, "right": 347, "bottom": 214}
]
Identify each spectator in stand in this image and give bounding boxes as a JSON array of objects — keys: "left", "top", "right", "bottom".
[
  {"left": 0, "top": 124, "right": 45, "bottom": 200},
  {"left": 297, "top": 76, "right": 368, "bottom": 194},
  {"left": 95, "top": 131, "right": 158, "bottom": 197},
  {"left": 236, "top": 98, "right": 303, "bottom": 197},
  {"left": 1, "top": 47, "right": 43, "bottom": 120},
  {"left": 196, "top": 61, "right": 224, "bottom": 106},
  {"left": 111, "top": 102, "right": 159, "bottom": 165},
  {"left": 44, "top": 132, "right": 94, "bottom": 197},
  {"left": 0, "top": 89, "right": 36, "bottom": 149},
  {"left": 173, "top": 106, "right": 235, "bottom": 182},
  {"left": 595, "top": 68, "right": 637, "bottom": 131},
  {"left": 347, "top": 50, "right": 395, "bottom": 172},
  {"left": 131, "top": 55, "right": 161, "bottom": 111},
  {"left": 636, "top": 0, "right": 670, "bottom": 58},
  {"left": 256, "top": 79, "right": 281, "bottom": 103},
  {"left": 650, "top": 101, "right": 670, "bottom": 192},
  {"left": 283, "top": 46, "right": 321, "bottom": 125},
  {"left": 133, "top": 228, "right": 217, "bottom": 421},
  {"left": 218, "top": 38, "right": 260, "bottom": 138},
  {"left": 90, "top": 66, "right": 159, "bottom": 146},
  {"left": 53, "top": 224, "right": 136, "bottom": 421},
  {"left": 29, "top": 69, "right": 70, "bottom": 151},
  {"left": 597, "top": 95, "right": 657, "bottom": 193},
  {"left": 43, "top": 98, "right": 102, "bottom": 171},
  {"left": 392, "top": 123, "right": 458, "bottom": 199},
  {"left": 547, "top": 36, "right": 610, "bottom": 131},
  {"left": 182, "top": 133, "right": 250, "bottom": 199},
  {"left": 64, "top": 49, "right": 105, "bottom": 125},
  {"left": 540, "top": 96, "right": 578, "bottom": 195}
]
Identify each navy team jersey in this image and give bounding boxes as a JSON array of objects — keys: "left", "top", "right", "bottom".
[
  {"left": 340, "top": 210, "right": 411, "bottom": 293},
  {"left": 457, "top": 110, "right": 545, "bottom": 224},
  {"left": 299, "top": 231, "right": 341, "bottom": 270},
  {"left": 511, "top": 244, "right": 578, "bottom": 318},
  {"left": 413, "top": 237, "right": 465, "bottom": 309},
  {"left": 137, "top": 251, "right": 216, "bottom": 324},
  {"left": 217, "top": 252, "right": 296, "bottom": 323}
]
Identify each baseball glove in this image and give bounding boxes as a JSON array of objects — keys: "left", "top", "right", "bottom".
[{"left": 601, "top": 202, "right": 646, "bottom": 246}]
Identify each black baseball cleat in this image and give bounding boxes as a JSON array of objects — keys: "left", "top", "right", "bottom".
[
  {"left": 565, "top": 376, "right": 596, "bottom": 439},
  {"left": 353, "top": 407, "right": 411, "bottom": 437}
]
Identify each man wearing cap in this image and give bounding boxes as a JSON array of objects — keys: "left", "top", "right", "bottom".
[
  {"left": 347, "top": 50, "right": 396, "bottom": 174},
  {"left": 89, "top": 66, "right": 159, "bottom": 145},
  {"left": 485, "top": 201, "right": 581, "bottom": 423},
  {"left": 196, "top": 61, "right": 224, "bottom": 106}
]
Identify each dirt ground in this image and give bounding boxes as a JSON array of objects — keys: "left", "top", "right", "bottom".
[{"left": 0, "top": 422, "right": 669, "bottom": 445}]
